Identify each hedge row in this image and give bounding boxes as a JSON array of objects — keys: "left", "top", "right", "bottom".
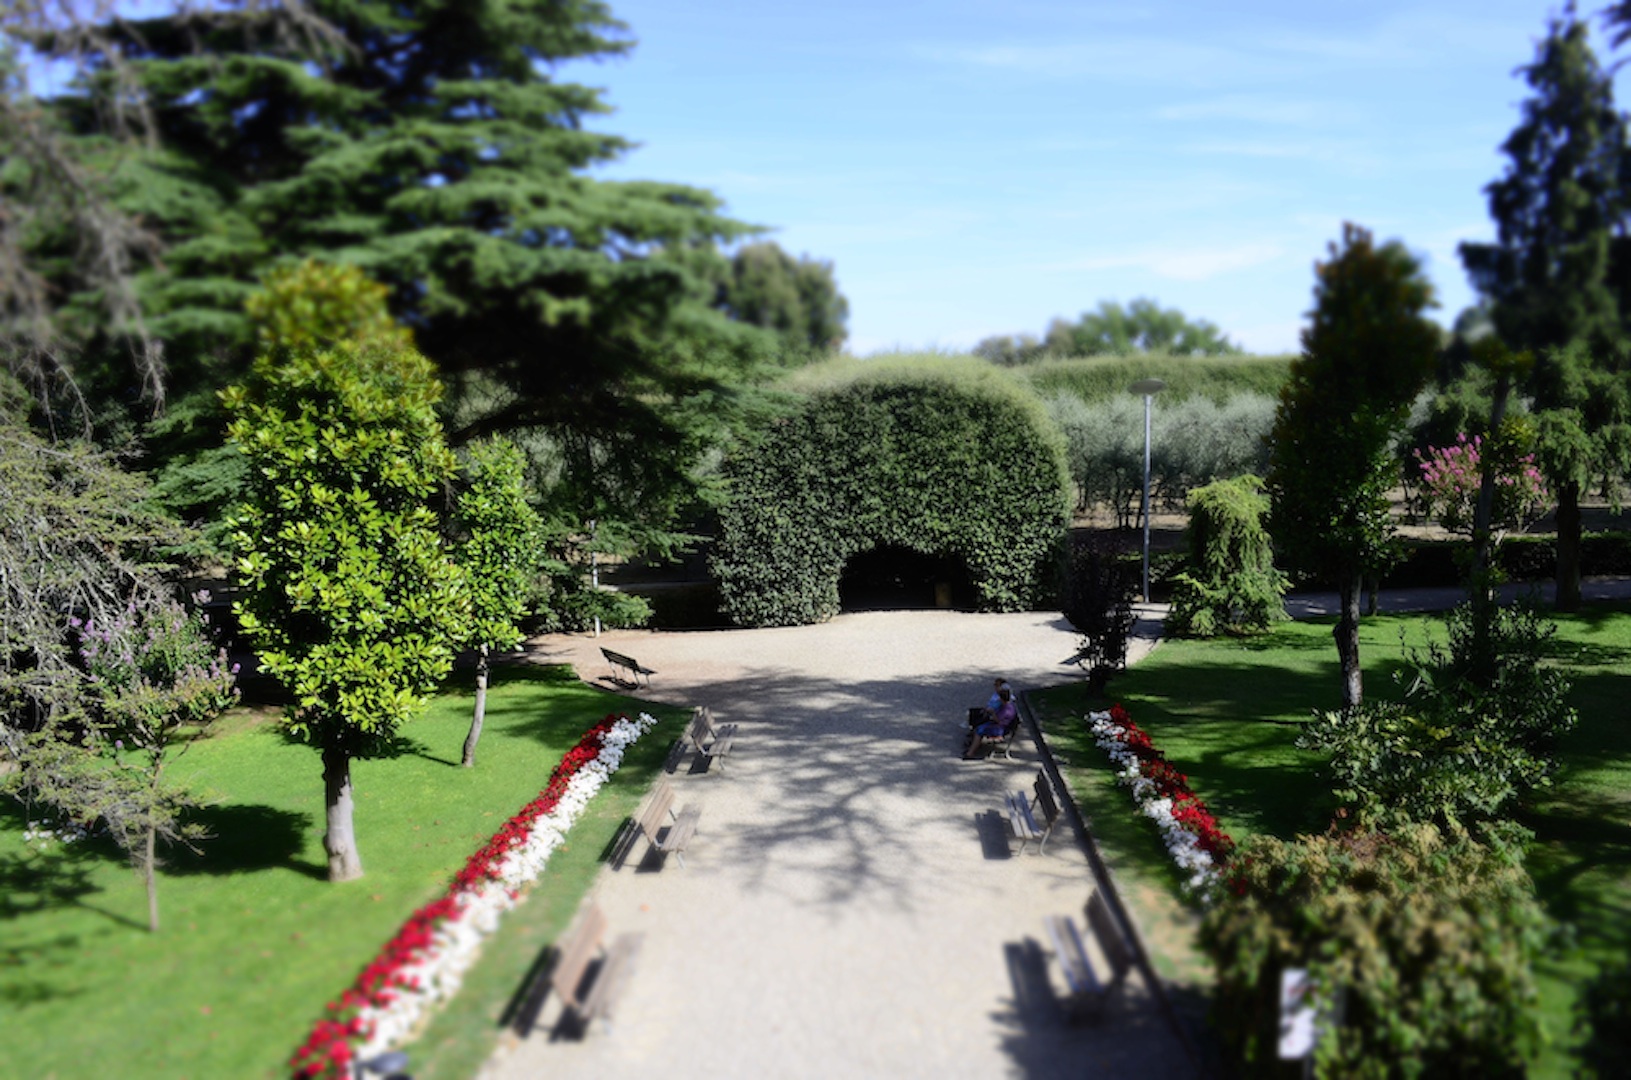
[
  {"left": 712, "top": 360, "right": 1071, "bottom": 627},
  {"left": 1380, "top": 532, "right": 1631, "bottom": 589}
]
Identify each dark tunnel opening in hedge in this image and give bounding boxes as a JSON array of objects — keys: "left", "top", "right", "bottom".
[
  {"left": 711, "top": 361, "right": 1072, "bottom": 627},
  {"left": 838, "top": 545, "right": 977, "bottom": 611}
]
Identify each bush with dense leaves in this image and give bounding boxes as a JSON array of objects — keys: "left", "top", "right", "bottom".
[
  {"left": 1168, "top": 474, "right": 1287, "bottom": 636},
  {"left": 712, "top": 360, "right": 1070, "bottom": 626},
  {"left": 1297, "top": 600, "right": 1576, "bottom": 830},
  {"left": 1200, "top": 824, "right": 1550, "bottom": 1080},
  {"left": 1059, "top": 532, "right": 1136, "bottom": 691}
]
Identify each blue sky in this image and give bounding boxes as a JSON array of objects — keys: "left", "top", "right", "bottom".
[{"left": 559, "top": 1, "right": 1631, "bottom": 355}]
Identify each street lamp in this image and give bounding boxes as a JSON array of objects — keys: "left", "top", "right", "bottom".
[{"left": 1128, "top": 378, "right": 1166, "bottom": 603}]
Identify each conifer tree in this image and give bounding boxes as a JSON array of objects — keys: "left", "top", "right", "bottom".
[{"left": 1460, "top": 11, "right": 1631, "bottom": 611}]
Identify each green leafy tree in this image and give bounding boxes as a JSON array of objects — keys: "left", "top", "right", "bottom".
[
  {"left": 1459, "top": 11, "right": 1630, "bottom": 611},
  {"left": 1168, "top": 474, "right": 1287, "bottom": 637},
  {"left": 450, "top": 436, "right": 541, "bottom": 768},
  {"left": 1267, "top": 224, "right": 1438, "bottom": 709},
  {"left": 717, "top": 241, "right": 849, "bottom": 355},
  {"left": 1055, "top": 298, "right": 1242, "bottom": 357},
  {"left": 225, "top": 337, "right": 466, "bottom": 882}
]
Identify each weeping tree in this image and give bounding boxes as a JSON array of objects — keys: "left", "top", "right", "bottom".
[
  {"left": 1168, "top": 474, "right": 1287, "bottom": 637},
  {"left": 450, "top": 436, "right": 541, "bottom": 768},
  {"left": 226, "top": 333, "right": 466, "bottom": 882},
  {"left": 1267, "top": 224, "right": 1438, "bottom": 710}
]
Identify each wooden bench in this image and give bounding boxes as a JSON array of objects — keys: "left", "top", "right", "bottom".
[
  {"left": 965, "top": 713, "right": 1021, "bottom": 761},
  {"left": 1044, "top": 890, "right": 1133, "bottom": 1024},
  {"left": 600, "top": 646, "right": 655, "bottom": 689},
  {"left": 528, "top": 901, "right": 643, "bottom": 1037},
  {"left": 631, "top": 777, "right": 700, "bottom": 868},
  {"left": 1006, "top": 771, "right": 1061, "bottom": 855},
  {"left": 684, "top": 706, "right": 737, "bottom": 773}
]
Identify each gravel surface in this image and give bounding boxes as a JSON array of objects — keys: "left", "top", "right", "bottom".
[{"left": 477, "top": 607, "right": 1194, "bottom": 1080}]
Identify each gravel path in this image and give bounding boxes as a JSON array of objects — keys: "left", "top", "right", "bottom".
[{"left": 477, "top": 607, "right": 1193, "bottom": 1080}]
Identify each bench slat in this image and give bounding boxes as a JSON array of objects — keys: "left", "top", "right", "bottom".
[{"left": 580, "top": 932, "right": 645, "bottom": 1026}]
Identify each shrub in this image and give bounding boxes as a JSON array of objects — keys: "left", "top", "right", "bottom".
[
  {"left": 1060, "top": 532, "right": 1136, "bottom": 691},
  {"left": 1168, "top": 474, "right": 1287, "bottom": 636},
  {"left": 712, "top": 360, "right": 1071, "bottom": 626},
  {"left": 1297, "top": 600, "right": 1576, "bottom": 830},
  {"left": 1200, "top": 824, "right": 1550, "bottom": 1079},
  {"left": 1576, "top": 955, "right": 1631, "bottom": 1079}
]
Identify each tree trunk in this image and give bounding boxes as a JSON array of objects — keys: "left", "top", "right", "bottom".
[
  {"left": 144, "top": 819, "right": 159, "bottom": 933},
  {"left": 145, "top": 756, "right": 163, "bottom": 932},
  {"left": 321, "top": 743, "right": 364, "bottom": 882},
  {"left": 1556, "top": 479, "right": 1582, "bottom": 613},
  {"left": 1335, "top": 573, "right": 1363, "bottom": 710},
  {"left": 461, "top": 644, "right": 489, "bottom": 768}
]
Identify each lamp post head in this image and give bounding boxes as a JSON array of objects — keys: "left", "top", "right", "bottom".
[{"left": 1129, "top": 378, "right": 1167, "bottom": 397}]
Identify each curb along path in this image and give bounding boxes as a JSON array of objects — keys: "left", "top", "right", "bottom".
[{"left": 480, "top": 608, "right": 1196, "bottom": 1079}]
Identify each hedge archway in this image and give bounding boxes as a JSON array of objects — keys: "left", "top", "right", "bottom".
[{"left": 712, "top": 361, "right": 1071, "bottom": 627}]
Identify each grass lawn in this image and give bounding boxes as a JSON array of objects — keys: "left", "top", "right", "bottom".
[
  {"left": 0, "top": 663, "right": 686, "bottom": 1080},
  {"left": 1033, "top": 602, "right": 1631, "bottom": 1078}
]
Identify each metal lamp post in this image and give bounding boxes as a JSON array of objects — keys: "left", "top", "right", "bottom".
[{"left": 1128, "top": 378, "right": 1166, "bottom": 603}]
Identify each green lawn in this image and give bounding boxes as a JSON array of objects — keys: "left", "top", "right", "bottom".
[
  {"left": 1034, "top": 603, "right": 1631, "bottom": 1077},
  {"left": 0, "top": 664, "right": 685, "bottom": 1080}
]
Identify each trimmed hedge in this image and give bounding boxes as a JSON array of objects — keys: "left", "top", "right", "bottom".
[
  {"left": 1380, "top": 532, "right": 1631, "bottom": 589},
  {"left": 712, "top": 360, "right": 1071, "bottom": 626}
]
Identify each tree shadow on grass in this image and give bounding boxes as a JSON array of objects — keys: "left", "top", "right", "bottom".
[{"left": 165, "top": 803, "right": 318, "bottom": 880}]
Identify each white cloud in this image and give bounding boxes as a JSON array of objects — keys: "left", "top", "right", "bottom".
[{"left": 1048, "top": 242, "right": 1287, "bottom": 282}]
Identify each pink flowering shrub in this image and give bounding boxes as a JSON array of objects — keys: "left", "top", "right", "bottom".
[{"left": 1414, "top": 432, "right": 1546, "bottom": 536}]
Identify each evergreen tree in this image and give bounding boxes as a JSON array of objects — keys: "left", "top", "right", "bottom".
[
  {"left": 1459, "top": 11, "right": 1630, "bottom": 611},
  {"left": 1267, "top": 224, "right": 1438, "bottom": 710},
  {"left": 21, "top": 0, "right": 792, "bottom": 562}
]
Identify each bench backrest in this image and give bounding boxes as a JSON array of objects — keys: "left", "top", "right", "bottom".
[
  {"left": 602, "top": 647, "right": 634, "bottom": 667},
  {"left": 637, "top": 779, "right": 675, "bottom": 837},
  {"left": 552, "top": 902, "right": 608, "bottom": 1006},
  {"left": 1085, "top": 890, "right": 1133, "bottom": 983},
  {"left": 686, "top": 708, "right": 709, "bottom": 748},
  {"left": 1033, "top": 774, "right": 1060, "bottom": 827}
]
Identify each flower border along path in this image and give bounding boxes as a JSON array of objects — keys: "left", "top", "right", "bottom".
[
  {"left": 1087, "top": 705, "right": 1234, "bottom": 895},
  {"left": 290, "top": 712, "right": 659, "bottom": 1080}
]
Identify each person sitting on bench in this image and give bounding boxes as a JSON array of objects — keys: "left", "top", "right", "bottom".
[
  {"left": 968, "top": 677, "right": 1011, "bottom": 727},
  {"left": 964, "top": 687, "right": 1017, "bottom": 758}
]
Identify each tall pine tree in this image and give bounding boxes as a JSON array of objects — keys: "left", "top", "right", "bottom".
[{"left": 1459, "top": 10, "right": 1631, "bottom": 611}]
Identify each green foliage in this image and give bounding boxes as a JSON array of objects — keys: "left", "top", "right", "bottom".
[
  {"left": 713, "top": 359, "right": 1070, "bottom": 626},
  {"left": 1575, "top": 955, "right": 1631, "bottom": 1079},
  {"left": 1460, "top": 12, "right": 1625, "bottom": 354},
  {"left": 1200, "top": 824, "right": 1550, "bottom": 1080},
  {"left": 0, "top": 420, "right": 185, "bottom": 732},
  {"left": 974, "top": 298, "right": 1242, "bottom": 363},
  {"left": 1059, "top": 533, "right": 1136, "bottom": 691},
  {"left": 243, "top": 259, "right": 413, "bottom": 355},
  {"left": 450, "top": 437, "right": 541, "bottom": 655},
  {"left": 1297, "top": 601, "right": 1577, "bottom": 830},
  {"left": 1269, "top": 223, "right": 1440, "bottom": 587},
  {"left": 716, "top": 241, "right": 849, "bottom": 355},
  {"left": 1168, "top": 475, "right": 1286, "bottom": 637},
  {"left": 1024, "top": 352, "right": 1295, "bottom": 404},
  {"left": 1045, "top": 392, "right": 1275, "bottom": 522},
  {"left": 224, "top": 338, "right": 466, "bottom": 753}
]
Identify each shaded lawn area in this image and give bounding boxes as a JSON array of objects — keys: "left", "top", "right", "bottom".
[
  {"left": 1034, "top": 604, "right": 1631, "bottom": 1078},
  {"left": 0, "top": 663, "right": 686, "bottom": 1080}
]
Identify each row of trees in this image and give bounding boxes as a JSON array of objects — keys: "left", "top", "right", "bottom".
[{"left": 974, "top": 298, "right": 1243, "bottom": 365}]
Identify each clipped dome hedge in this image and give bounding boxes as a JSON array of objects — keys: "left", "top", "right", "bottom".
[{"left": 713, "top": 359, "right": 1071, "bottom": 627}]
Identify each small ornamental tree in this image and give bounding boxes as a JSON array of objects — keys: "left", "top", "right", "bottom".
[
  {"left": 1267, "top": 224, "right": 1438, "bottom": 709},
  {"left": 73, "top": 596, "right": 238, "bottom": 931},
  {"left": 1200, "top": 824, "right": 1550, "bottom": 1080},
  {"left": 450, "top": 436, "right": 542, "bottom": 767},
  {"left": 1168, "top": 474, "right": 1287, "bottom": 637},
  {"left": 225, "top": 338, "right": 466, "bottom": 882}
]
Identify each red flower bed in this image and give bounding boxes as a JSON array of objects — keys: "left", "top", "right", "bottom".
[{"left": 289, "top": 713, "right": 628, "bottom": 1080}]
